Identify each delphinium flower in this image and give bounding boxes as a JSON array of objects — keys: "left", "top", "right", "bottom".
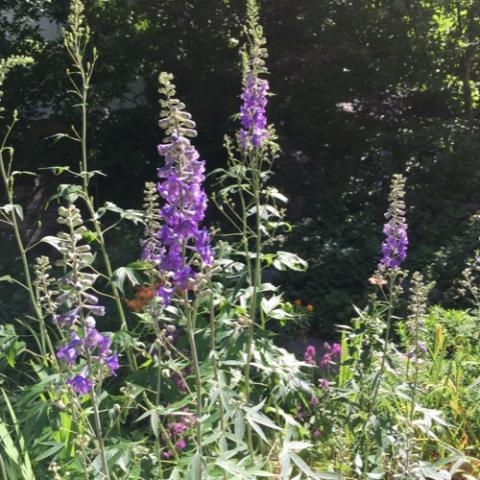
[
  {"left": 379, "top": 174, "right": 408, "bottom": 270},
  {"left": 48, "top": 205, "right": 119, "bottom": 395},
  {"left": 238, "top": 0, "right": 270, "bottom": 151},
  {"left": 144, "top": 72, "right": 213, "bottom": 306},
  {"left": 239, "top": 73, "right": 269, "bottom": 149}
]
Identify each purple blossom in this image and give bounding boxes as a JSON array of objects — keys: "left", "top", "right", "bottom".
[
  {"left": 50, "top": 205, "right": 119, "bottom": 396},
  {"left": 319, "top": 378, "right": 330, "bottom": 391},
  {"left": 175, "top": 438, "right": 187, "bottom": 450},
  {"left": 331, "top": 342, "right": 341, "bottom": 358},
  {"left": 168, "top": 422, "right": 189, "bottom": 436},
  {"left": 239, "top": 74, "right": 269, "bottom": 149},
  {"left": 417, "top": 341, "right": 427, "bottom": 355},
  {"left": 379, "top": 174, "right": 408, "bottom": 270},
  {"left": 304, "top": 345, "right": 317, "bottom": 365},
  {"left": 67, "top": 375, "right": 93, "bottom": 395},
  {"left": 380, "top": 222, "right": 408, "bottom": 269},
  {"left": 85, "top": 328, "right": 105, "bottom": 350},
  {"left": 55, "top": 309, "right": 118, "bottom": 392},
  {"left": 173, "top": 366, "right": 191, "bottom": 393},
  {"left": 104, "top": 353, "right": 119, "bottom": 376},
  {"left": 57, "top": 334, "right": 82, "bottom": 365},
  {"left": 52, "top": 307, "right": 79, "bottom": 327},
  {"left": 320, "top": 353, "right": 331, "bottom": 369},
  {"left": 319, "top": 342, "right": 341, "bottom": 370},
  {"left": 145, "top": 133, "right": 212, "bottom": 306}
]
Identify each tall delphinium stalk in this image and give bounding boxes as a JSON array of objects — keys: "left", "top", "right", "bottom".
[
  {"left": 237, "top": 0, "right": 277, "bottom": 455},
  {"left": 213, "top": 0, "right": 308, "bottom": 462},
  {"left": 63, "top": 0, "right": 134, "bottom": 368},
  {"left": 143, "top": 72, "right": 213, "bottom": 477},
  {"left": 44, "top": 204, "right": 118, "bottom": 479},
  {"left": 0, "top": 56, "right": 57, "bottom": 361},
  {"left": 401, "top": 272, "right": 432, "bottom": 479},
  {"left": 360, "top": 173, "right": 408, "bottom": 472},
  {"left": 371, "top": 173, "right": 408, "bottom": 390},
  {"left": 240, "top": 2, "right": 269, "bottom": 423}
]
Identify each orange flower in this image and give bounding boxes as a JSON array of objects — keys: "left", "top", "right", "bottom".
[
  {"left": 306, "top": 304, "right": 314, "bottom": 312},
  {"left": 369, "top": 275, "right": 387, "bottom": 287},
  {"left": 123, "top": 285, "right": 156, "bottom": 312},
  {"left": 123, "top": 298, "right": 144, "bottom": 313},
  {"left": 294, "top": 299, "right": 303, "bottom": 306}
]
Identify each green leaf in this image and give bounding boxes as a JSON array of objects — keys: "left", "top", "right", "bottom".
[
  {"left": 111, "top": 267, "right": 142, "bottom": 295},
  {"left": 81, "top": 229, "right": 98, "bottom": 243},
  {"left": 46, "top": 184, "right": 83, "bottom": 207},
  {"left": 0, "top": 204, "right": 23, "bottom": 221},
  {"left": 188, "top": 453, "right": 204, "bottom": 480},
  {"left": 290, "top": 452, "right": 339, "bottom": 480},
  {"left": 33, "top": 443, "right": 64, "bottom": 462},
  {"left": 40, "top": 236, "right": 63, "bottom": 252},
  {"left": 273, "top": 251, "right": 308, "bottom": 271}
]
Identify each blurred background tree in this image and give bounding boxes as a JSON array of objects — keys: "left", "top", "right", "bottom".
[{"left": 2, "top": 0, "right": 480, "bottom": 336}]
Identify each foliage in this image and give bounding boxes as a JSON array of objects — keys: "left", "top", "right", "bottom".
[{"left": 0, "top": 1, "right": 479, "bottom": 479}]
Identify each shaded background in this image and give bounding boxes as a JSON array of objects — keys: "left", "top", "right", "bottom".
[{"left": 2, "top": 0, "right": 480, "bottom": 336}]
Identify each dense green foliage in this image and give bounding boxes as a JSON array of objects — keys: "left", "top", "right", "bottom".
[
  {"left": 2, "top": 1, "right": 480, "bottom": 333},
  {"left": 1, "top": 1, "right": 480, "bottom": 478}
]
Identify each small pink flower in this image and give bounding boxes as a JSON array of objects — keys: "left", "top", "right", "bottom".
[
  {"left": 175, "top": 438, "right": 187, "bottom": 450},
  {"left": 319, "top": 378, "right": 330, "bottom": 391},
  {"left": 304, "top": 345, "right": 317, "bottom": 365}
]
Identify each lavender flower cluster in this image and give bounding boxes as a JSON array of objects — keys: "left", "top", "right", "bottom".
[
  {"left": 379, "top": 174, "right": 408, "bottom": 270},
  {"left": 239, "top": 73, "right": 269, "bottom": 149},
  {"left": 143, "top": 74, "right": 213, "bottom": 306},
  {"left": 56, "top": 313, "right": 119, "bottom": 395},
  {"left": 303, "top": 342, "right": 341, "bottom": 391},
  {"left": 50, "top": 206, "right": 119, "bottom": 395}
]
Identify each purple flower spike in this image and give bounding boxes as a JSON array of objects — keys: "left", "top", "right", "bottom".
[
  {"left": 240, "top": 74, "right": 269, "bottom": 149},
  {"left": 143, "top": 74, "right": 213, "bottom": 306},
  {"left": 68, "top": 375, "right": 93, "bottom": 395},
  {"left": 379, "top": 174, "right": 408, "bottom": 270}
]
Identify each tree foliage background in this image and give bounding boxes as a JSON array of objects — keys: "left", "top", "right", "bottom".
[{"left": 2, "top": 0, "right": 480, "bottom": 335}]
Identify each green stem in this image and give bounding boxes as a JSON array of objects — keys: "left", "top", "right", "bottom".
[
  {"left": 209, "top": 286, "right": 225, "bottom": 433},
  {"left": 362, "top": 274, "right": 396, "bottom": 471},
  {"left": 90, "top": 385, "right": 110, "bottom": 480},
  {"left": 0, "top": 130, "right": 56, "bottom": 362},
  {"left": 184, "top": 292, "right": 202, "bottom": 479},
  {"left": 152, "top": 315, "right": 164, "bottom": 479},
  {"left": 77, "top": 68, "right": 136, "bottom": 370},
  {"left": 209, "top": 286, "right": 227, "bottom": 480}
]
